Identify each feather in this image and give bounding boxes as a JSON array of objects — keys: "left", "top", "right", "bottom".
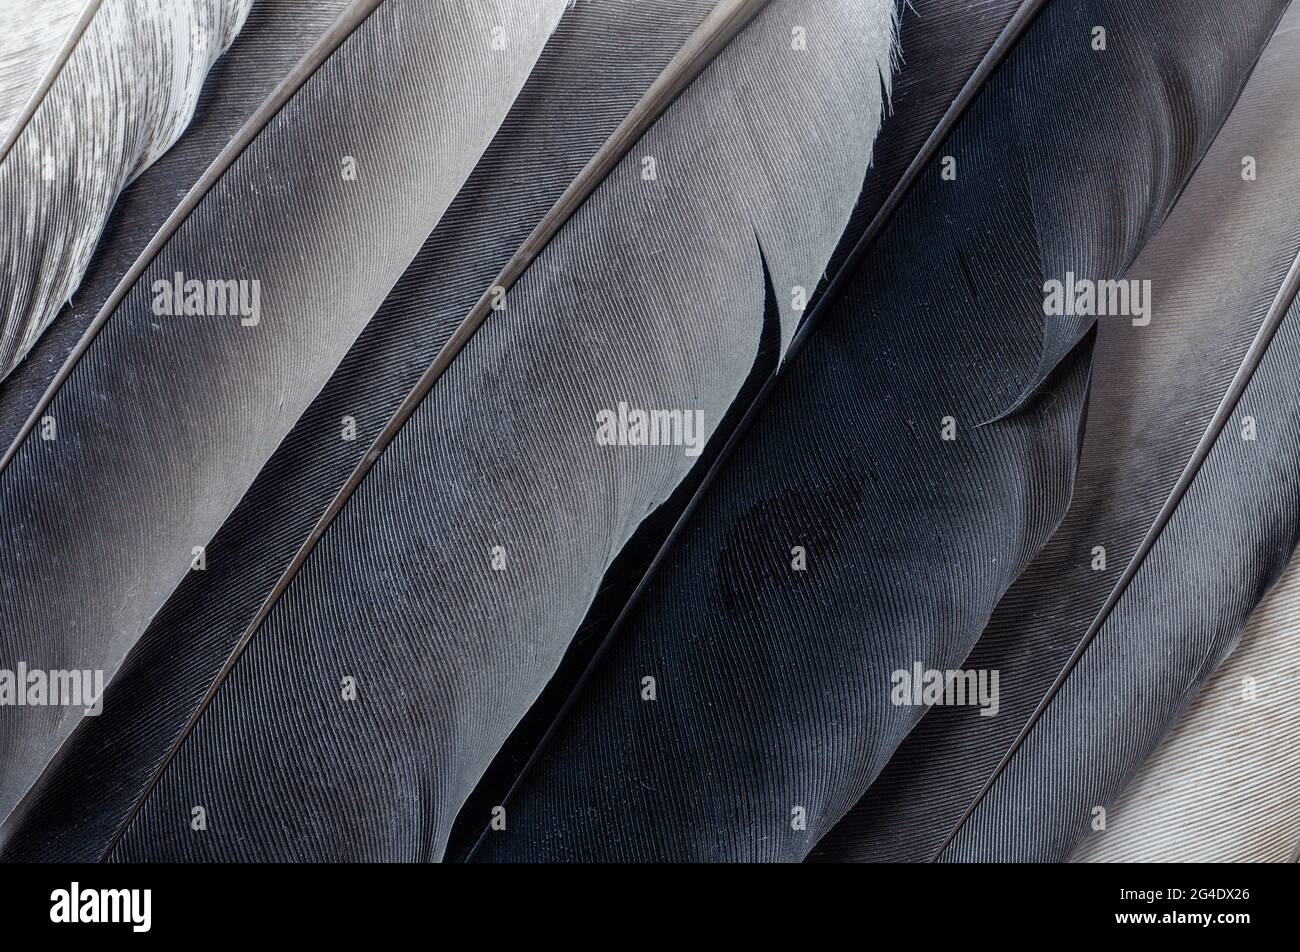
[
  {"left": 0, "top": 0, "right": 255, "bottom": 380},
  {"left": 944, "top": 259, "right": 1300, "bottom": 861},
  {"left": 1, "top": 0, "right": 729, "bottom": 862},
  {"left": 443, "top": 0, "right": 1036, "bottom": 860},
  {"left": 824, "top": 4, "right": 1300, "bottom": 863},
  {"left": 0, "top": 0, "right": 569, "bottom": 835},
  {"left": 0, "top": 0, "right": 359, "bottom": 451},
  {"left": 1072, "top": 552, "right": 1300, "bottom": 863},
  {"left": 99, "top": 0, "right": 900, "bottom": 863},
  {"left": 467, "top": 0, "right": 1287, "bottom": 863},
  {"left": 0, "top": 0, "right": 90, "bottom": 146}
]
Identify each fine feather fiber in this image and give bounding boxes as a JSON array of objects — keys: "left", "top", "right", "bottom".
[
  {"left": 0, "top": 0, "right": 568, "bottom": 833},
  {"left": 2, "top": 0, "right": 1296, "bottom": 870},
  {"left": 819, "top": 0, "right": 1300, "bottom": 864},
  {"left": 0, "top": 0, "right": 87, "bottom": 145},
  {"left": 1, "top": 0, "right": 724, "bottom": 862},
  {"left": 469, "top": 0, "right": 1284, "bottom": 864},
  {"left": 103, "top": 0, "right": 900, "bottom": 863},
  {"left": 1072, "top": 552, "right": 1300, "bottom": 863},
  {"left": 0, "top": 0, "right": 254, "bottom": 380},
  {"left": 0, "top": 0, "right": 359, "bottom": 454},
  {"left": 946, "top": 274, "right": 1300, "bottom": 862}
]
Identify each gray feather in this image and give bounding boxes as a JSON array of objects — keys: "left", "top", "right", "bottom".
[
  {"left": 107, "top": 0, "right": 898, "bottom": 863},
  {"left": 0, "top": 0, "right": 357, "bottom": 452},
  {"left": 820, "top": 3, "right": 1300, "bottom": 863},
  {"left": 0, "top": 0, "right": 566, "bottom": 830},
  {"left": 1, "top": 0, "right": 724, "bottom": 863},
  {"left": 0, "top": 0, "right": 89, "bottom": 146},
  {"left": 1072, "top": 552, "right": 1300, "bottom": 863},
  {"left": 472, "top": 0, "right": 1285, "bottom": 864}
]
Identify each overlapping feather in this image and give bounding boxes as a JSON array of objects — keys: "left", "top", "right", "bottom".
[
  {"left": 102, "top": 0, "right": 899, "bottom": 863},
  {"left": 945, "top": 277, "right": 1300, "bottom": 861},
  {"left": 0, "top": 0, "right": 88, "bottom": 146},
  {"left": 471, "top": 0, "right": 1287, "bottom": 863},
  {"left": 0, "top": 0, "right": 358, "bottom": 450},
  {"left": 1072, "top": 552, "right": 1300, "bottom": 863},
  {"left": 1, "top": 0, "right": 1296, "bottom": 867},
  {"left": 821, "top": 3, "right": 1300, "bottom": 863},
  {"left": 447, "top": 0, "right": 1033, "bottom": 857},
  {"left": 2, "top": 0, "right": 729, "bottom": 862}
]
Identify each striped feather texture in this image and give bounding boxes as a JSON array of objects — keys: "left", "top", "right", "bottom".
[
  {"left": 944, "top": 275, "right": 1300, "bottom": 861},
  {"left": 104, "top": 0, "right": 900, "bottom": 863},
  {"left": 0, "top": 0, "right": 723, "bottom": 863},
  {"left": 1072, "top": 552, "right": 1300, "bottom": 863},
  {"left": 1, "top": 0, "right": 1295, "bottom": 868},
  {"left": 819, "top": 1, "right": 1300, "bottom": 863},
  {"left": 5, "top": 0, "right": 1028, "bottom": 865},
  {"left": 0, "top": 0, "right": 567, "bottom": 831},
  {"left": 471, "top": 0, "right": 1284, "bottom": 864},
  {"left": 0, "top": 0, "right": 254, "bottom": 379},
  {"left": 936, "top": 13, "right": 1300, "bottom": 861}
]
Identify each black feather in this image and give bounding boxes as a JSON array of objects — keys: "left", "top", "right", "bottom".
[{"left": 470, "top": 0, "right": 1287, "bottom": 863}]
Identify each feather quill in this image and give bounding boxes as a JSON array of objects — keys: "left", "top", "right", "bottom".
[
  {"left": 0, "top": 0, "right": 568, "bottom": 832},
  {"left": 821, "top": 4, "right": 1300, "bottom": 863},
  {"left": 470, "top": 0, "right": 1287, "bottom": 863},
  {"left": 944, "top": 257, "right": 1300, "bottom": 861},
  {"left": 102, "top": 0, "right": 899, "bottom": 863},
  {"left": 444, "top": 0, "right": 1036, "bottom": 858},
  {"left": 11, "top": 0, "right": 1015, "bottom": 864}
]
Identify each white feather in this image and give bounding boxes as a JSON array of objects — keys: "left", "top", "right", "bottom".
[{"left": 0, "top": 0, "right": 89, "bottom": 145}]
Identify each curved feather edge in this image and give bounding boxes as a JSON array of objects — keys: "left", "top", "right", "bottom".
[
  {"left": 449, "top": 0, "right": 1042, "bottom": 860},
  {"left": 102, "top": 0, "right": 772, "bottom": 861},
  {"left": 934, "top": 16, "right": 1300, "bottom": 851},
  {"left": 944, "top": 250, "right": 1300, "bottom": 860},
  {"left": 3, "top": 0, "right": 730, "bottom": 865},
  {"left": 1064, "top": 15, "right": 1300, "bottom": 865}
]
